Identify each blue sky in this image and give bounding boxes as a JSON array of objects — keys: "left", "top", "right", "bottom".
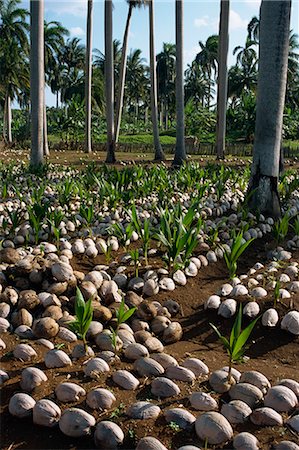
[{"left": 21, "top": 0, "right": 299, "bottom": 106}]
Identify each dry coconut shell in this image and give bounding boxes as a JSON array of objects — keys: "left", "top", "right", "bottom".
[
  {"left": 136, "top": 437, "right": 168, "bottom": 450},
  {"left": 134, "top": 357, "right": 165, "bottom": 377},
  {"left": 250, "top": 407, "right": 283, "bottom": 426},
  {"left": 151, "top": 353, "right": 178, "bottom": 369},
  {"left": 239, "top": 370, "right": 271, "bottom": 394},
  {"left": 94, "top": 420, "right": 124, "bottom": 449},
  {"left": 9, "top": 393, "right": 36, "bottom": 417},
  {"left": 164, "top": 408, "right": 196, "bottom": 429},
  {"left": 124, "top": 343, "right": 149, "bottom": 360},
  {"left": 166, "top": 365, "right": 195, "bottom": 383},
  {"left": 112, "top": 370, "right": 139, "bottom": 390},
  {"left": 182, "top": 358, "right": 209, "bottom": 377},
  {"left": 163, "top": 322, "right": 183, "bottom": 344},
  {"left": 59, "top": 408, "right": 95, "bottom": 437},
  {"left": 13, "top": 343, "right": 37, "bottom": 361},
  {"left": 32, "top": 317, "right": 59, "bottom": 339},
  {"left": 33, "top": 399, "right": 61, "bottom": 427},
  {"left": 151, "top": 377, "right": 180, "bottom": 398},
  {"left": 264, "top": 386, "right": 298, "bottom": 412},
  {"left": 233, "top": 432, "right": 259, "bottom": 450},
  {"left": 44, "top": 349, "right": 72, "bottom": 368},
  {"left": 83, "top": 358, "right": 110, "bottom": 379},
  {"left": 20, "top": 367, "right": 48, "bottom": 391},
  {"left": 229, "top": 382, "right": 263, "bottom": 408},
  {"left": 86, "top": 388, "right": 116, "bottom": 410},
  {"left": 126, "top": 401, "right": 161, "bottom": 420},
  {"left": 195, "top": 411, "right": 233, "bottom": 445},
  {"left": 55, "top": 382, "right": 86, "bottom": 402},
  {"left": 190, "top": 392, "right": 218, "bottom": 411}
]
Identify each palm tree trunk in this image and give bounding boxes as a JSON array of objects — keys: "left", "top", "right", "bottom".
[
  {"left": 105, "top": 0, "right": 116, "bottom": 163},
  {"left": 30, "top": 0, "right": 44, "bottom": 167},
  {"left": 85, "top": 0, "right": 93, "bottom": 154},
  {"left": 3, "top": 96, "right": 7, "bottom": 141},
  {"left": 248, "top": 0, "right": 291, "bottom": 217},
  {"left": 149, "top": 0, "right": 164, "bottom": 161},
  {"left": 215, "top": 0, "right": 230, "bottom": 160},
  {"left": 173, "top": 0, "right": 186, "bottom": 166},
  {"left": 56, "top": 92, "right": 59, "bottom": 109},
  {"left": 115, "top": 3, "right": 133, "bottom": 143},
  {"left": 43, "top": 90, "right": 49, "bottom": 156},
  {"left": 6, "top": 95, "right": 12, "bottom": 144}
]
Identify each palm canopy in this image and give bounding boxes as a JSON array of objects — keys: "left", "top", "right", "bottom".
[
  {"left": 0, "top": 0, "right": 29, "bottom": 50},
  {"left": 0, "top": 0, "right": 29, "bottom": 104},
  {"left": 44, "top": 20, "right": 69, "bottom": 70},
  {"left": 195, "top": 35, "right": 218, "bottom": 78}
]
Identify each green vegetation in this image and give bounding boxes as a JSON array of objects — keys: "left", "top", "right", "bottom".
[
  {"left": 210, "top": 304, "right": 260, "bottom": 383},
  {"left": 68, "top": 288, "right": 93, "bottom": 353}
]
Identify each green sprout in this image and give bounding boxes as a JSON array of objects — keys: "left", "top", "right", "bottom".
[
  {"left": 273, "top": 214, "right": 289, "bottom": 244},
  {"left": 273, "top": 279, "right": 281, "bottom": 309},
  {"left": 110, "top": 299, "right": 136, "bottom": 352},
  {"left": 222, "top": 231, "right": 255, "bottom": 279},
  {"left": 68, "top": 288, "right": 93, "bottom": 354},
  {"left": 210, "top": 304, "right": 260, "bottom": 383}
]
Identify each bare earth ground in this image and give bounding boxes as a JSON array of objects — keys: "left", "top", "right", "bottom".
[{"left": 0, "top": 233, "right": 298, "bottom": 450}]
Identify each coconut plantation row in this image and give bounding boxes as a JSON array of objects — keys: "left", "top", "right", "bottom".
[{"left": 0, "top": 160, "right": 298, "bottom": 450}]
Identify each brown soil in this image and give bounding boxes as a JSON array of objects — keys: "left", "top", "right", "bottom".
[{"left": 0, "top": 239, "right": 299, "bottom": 450}]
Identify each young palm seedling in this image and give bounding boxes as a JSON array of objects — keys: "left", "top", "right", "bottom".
[
  {"left": 110, "top": 299, "right": 136, "bottom": 352},
  {"left": 273, "top": 279, "right": 281, "bottom": 309},
  {"left": 131, "top": 205, "right": 152, "bottom": 266},
  {"left": 68, "top": 288, "right": 93, "bottom": 354},
  {"left": 130, "top": 249, "right": 141, "bottom": 278},
  {"left": 273, "top": 214, "right": 289, "bottom": 244},
  {"left": 222, "top": 231, "right": 255, "bottom": 280},
  {"left": 210, "top": 304, "right": 260, "bottom": 383}
]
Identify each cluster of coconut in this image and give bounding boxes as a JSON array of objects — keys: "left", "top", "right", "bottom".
[
  {"left": 204, "top": 257, "right": 299, "bottom": 336},
  {"left": 4, "top": 348, "right": 299, "bottom": 450}
]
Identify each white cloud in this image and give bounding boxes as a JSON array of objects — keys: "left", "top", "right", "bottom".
[
  {"left": 45, "top": 0, "right": 87, "bottom": 17},
  {"left": 244, "top": 0, "right": 261, "bottom": 10},
  {"left": 229, "top": 10, "right": 248, "bottom": 31},
  {"left": 70, "top": 26, "right": 85, "bottom": 36},
  {"left": 194, "top": 16, "right": 209, "bottom": 28}
]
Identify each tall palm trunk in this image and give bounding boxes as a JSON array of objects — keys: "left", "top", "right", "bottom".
[
  {"left": 173, "top": 0, "right": 185, "bottom": 166},
  {"left": 2, "top": 98, "right": 6, "bottom": 141},
  {"left": 149, "top": 0, "right": 164, "bottom": 161},
  {"left": 43, "top": 90, "right": 49, "bottom": 156},
  {"left": 248, "top": 0, "right": 291, "bottom": 217},
  {"left": 115, "top": 3, "right": 133, "bottom": 143},
  {"left": 6, "top": 94, "right": 12, "bottom": 143},
  {"left": 30, "top": 0, "right": 44, "bottom": 167},
  {"left": 85, "top": 0, "right": 93, "bottom": 154},
  {"left": 215, "top": 0, "right": 229, "bottom": 160},
  {"left": 105, "top": 0, "right": 116, "bottom": 163}
]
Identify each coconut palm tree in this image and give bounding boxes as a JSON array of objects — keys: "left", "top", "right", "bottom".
[
  {"left": 30, "top": 0, "right": 44, "bottom": 167},
  {"left": 105, "top": 0, "right": 115, "bottom": 163},
  {"left": 233, "top": 38, "right": 257, "bottom": 68},
  {"left": 173, "top": 0, "right": 185, "bottom": 166},
  {"left": 196, "top": 35, "right": 218, "bottom": 108},
  {"left": 215, "top": 0, "right": 230, "bottom": 160},
  {"left": 148, "top": 0, "right": 164, "bottom": 160},
  {"left": 156, "top": 42, "right": 176, "bottom": 130},
  {"left": 0, "top": 0, "right": 29, "bottom": 143},
  {"left": 247, "top": 16, "right": 259, "bottom": 43},
  {"left": 248, "top": 0, "right": 291, "bottom": 217},
  {"left": 185, "top": 62, "right": 211, "bottom": 107},
  {"left": 115, "top": 0, "right": 147, "bottom": 143},
  {"left": 85, "top": 0, "right": 93, "bottom": 153},
  {"left": 125, "top": 49, "right": 147, "bottom": 119}
]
